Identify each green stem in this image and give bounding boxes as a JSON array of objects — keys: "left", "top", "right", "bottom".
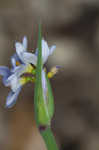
[{"left": 40, "top": 127, "right": 59, "bottom": 150}]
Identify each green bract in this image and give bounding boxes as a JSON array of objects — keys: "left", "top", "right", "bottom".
[{"left": 34, "top": 25, "right": 54, "bottom": 127}]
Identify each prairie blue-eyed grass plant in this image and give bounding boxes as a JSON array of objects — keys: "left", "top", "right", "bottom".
[{"left": 0, "top": 25, "right": 59, "bottom": 150}]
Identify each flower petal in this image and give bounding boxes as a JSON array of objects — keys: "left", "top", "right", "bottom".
[
  {"left": 11, "top": 53, "right": 23, "bottom": 68},
  {"left": 11, "top": 57, "right": 16, "bottom": 68},
  {"left": 49, "top": 45, "right": 56, "bottom": 55},
  {"left": 7, "top": 65, "right": 26, "bottom": 91},
  {"left": 11, "top": 64, "right": 26, "bottom": 76},
  {"left": 22, "top": 36, "right": 28, "bottom": 50},
  {"left": 5, "top": 87, "right": 21, "bottom": 108},
  {"left": 22, "top": 52, "right": 37, "bottom": 66},
  {"left": 42, "top": 39, "right": 49, "bottom": 64},
  {"left": 0, "top": 66, "right": 10, "bottom": 77},
  {"left": 3, "top": 76, "right": 10, "bottom": 86},
  {"left": 0, "top": 66, "right": 11, "bottom": 86},
  {"left": 9, "top": 75, "right": 21, "bottom": 92},
  {"left": 42, "top": 70, "right": 47, "bottom": 101},
  {"left": 36, "top": 39, "right": 56, "bottom": 64},
  {"left": 35, "top": 48, "right": 38, "bottom": 56},
  {"left": 15, "top": 42, "right": 26, "bottom": 62}
]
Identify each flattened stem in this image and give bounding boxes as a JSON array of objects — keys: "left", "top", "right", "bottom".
[
  {"left": 41, "top": 127, "right": 59, "bottom": 150},
  {"left": 34, "top": 25, "right": 59, "bottom": 150},
  {"left": 34, "top": 24, "right": 43, "bottom": 126},
  {"left": 34, "top": 24, "right": 51, "bottom": 126}
]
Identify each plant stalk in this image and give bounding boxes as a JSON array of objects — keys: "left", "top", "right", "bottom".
[{"left": 40, "top": 127, "right": 59, "bottom": 150}]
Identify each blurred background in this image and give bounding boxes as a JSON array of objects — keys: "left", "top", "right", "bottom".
[{"left": 1, "top": 0, "right": 99, "bottom": 150}]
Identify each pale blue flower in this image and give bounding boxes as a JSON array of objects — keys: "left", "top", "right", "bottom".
[
  {"left": 18, "top": 38, "right": 56, "bottom": 103},
  {"left": 22, "top": 39, "right": 56, "bottom": 66},
  {"left": 0, "top": 36, "right": 31, "bottom": 108},
  {"left": 0, "top": 37, "right": 56, "bottom": 108}
]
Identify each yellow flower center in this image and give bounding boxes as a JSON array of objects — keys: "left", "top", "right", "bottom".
[
  {"left": 16, "top": 61, "right": 20, "bottom": 66},
  {"left": 47, "top": 67, "right": 58, "bottom": 78}
]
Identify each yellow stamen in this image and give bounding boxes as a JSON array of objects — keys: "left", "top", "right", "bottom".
[
  {"left": 26, "top": 64, "right": 34, "bottom": 73},
  {"left": 48, "top": 67, "right": 58, "bottom": 78},
  {"left": 16, "top": 61, "right": 20, "bottom": 66},
  {"left": 26, "top": 77, "right": 35, "bottom": 82},
  {"left": 20, "top": 76, "right": 36, "bottom": 85},
  {"left": 48, "top": 72, "right": 53, "bottom": 78},
  {"left": 20, "top": 77, "right": 27, "bottom": 85}
]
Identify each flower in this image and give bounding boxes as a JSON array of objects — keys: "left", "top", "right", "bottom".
[
  {"left": 21, "top": 39, "right": 56, "bottom": 66},
  {"left": 0, "top": 37, "right": 57, "bottom": 108},
  {"left": 0, "top": 36, "right": 35, "bottom": 108}
]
